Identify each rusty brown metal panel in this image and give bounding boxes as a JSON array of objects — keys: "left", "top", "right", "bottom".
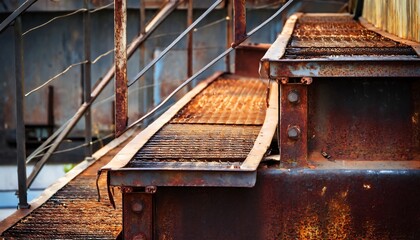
[
  {"left": 123, "top": 192, "right": 153, "bottom": 240},
  {"left": 235, "top": 44, "right": 270, "bottom": 78},
  {"left": 233, "top": 0, "right": 246, "bottom": 46},
  {"left": 130, "top": 124, "right": 261, "bottom": 163},
  {"left": 171, "top": 77, "right": 267, "bottom": 125},
  {"left": 280, "top": 83, "right": 308, "bottom": 166},
  {"left": 307, "top": 78, "right": 420, "bottom": 161},
  {"left": 151, "top": 167, "right": 420, "bottom": 239},
  {"left": 114, "top": 0, "right": 128, "bottom": 137}
]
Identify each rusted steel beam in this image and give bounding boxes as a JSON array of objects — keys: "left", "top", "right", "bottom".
[
  {"left": 123, "top": 192, "right": 153, "bottom": 240},
  {"left": 114, "top": 0, "right": 128, "bottom": 137},
  {"left": 150, "top": 167, "right": 420, "bottom": 239},
  {"left": 279, "top": 83, "right": 308, "bottom": 166},
  {"left": 14, "top": 17, "right": 29, "bottom": 209},
  {"left": 233, "top": 0, "right": 246, "bottom": 46},
  {"left": 83, "top": 0, "right": 93, "bottom": 157},
  {"left": 268, "top": 60, "right": 420, "bottom": 78}
]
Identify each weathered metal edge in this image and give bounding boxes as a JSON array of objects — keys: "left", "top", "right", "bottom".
[
  {"left": 358, "top": 17, "right": 420, "bottom": 56},
  {"left": 268, "top": 60, "right": 420, "bottom": 77},
  {"left": 241, "top": 80, "right": 278, "bottom": 170},
  {"left": 266, "top": 155, "right": 420, "bottom": 170},
  {"left": 109, "top": 169, "right": 256, "bottom": 187},
  {"left": 102, "top": 71, "right": 224, "bottom": 171},
  {"left": 260, "top": 12, "right": 302, "bottom": 62},
  {"left": 311, "top": 160, "right": 420, "bottom": 170},
  {"left": 0, "top": 127, "right": 137, "bottom": 236}
]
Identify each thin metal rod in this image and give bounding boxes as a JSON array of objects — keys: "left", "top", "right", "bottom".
[
  {"left": 83, "top": 0, "right": 93, "bottom": 157},
  {"left": 225, "top": 0, "right": 233, "bottom": 72},
  {"left": 114, "top": 0, "right": 128, "bottom": 137},
  {"left": 187, "top": 0, "right": 193, "bottom": 81},
  {"left": 139, "top": 0, "right": 148, "bottom": 116},
  {"left": 126, "top": 0, "right": 295, "bottom": 131},
  {"left": 25, "top": 0, "right": 179, "bottom": 188},
  {"left": 0, "top": 0, "right": 38, "bottom": 34},
  {"left": 14, "top": 17, "right": 29, "bottom": 209},
  {"left": 128, "top": 0, "right": 223, "bottom": 87}
]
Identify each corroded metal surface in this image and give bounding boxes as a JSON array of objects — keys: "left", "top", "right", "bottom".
[
  {"left": 235, "top": 44, "right": 271, "bottom": 78},
  {"left": 123, "top": 192, "right": 153, "bottom": 240},
  {"left": 149, "top": 166, "right": 420, "bottom": 239},
  {"left": 261, "top": 13, "right": 420, "bottom": 78},
  {"left": 280, "top": 84, "right": 308, "bottom": 166},
  {"left": 114, "top": 0, "right": 128, "bottom": 136},
  {"left": 307, "top": 78, "right": 420, "bottom": 161},
  {"left": 171, "top": 77, "right": 267, "bottom": 125},
  {"left": 129, "top": 124, "right": 261, "bottom": 165},
  {"left": 106, "top": 74, "right": 278, "bottom": 187},
  {"left": 233, "top": 0, "right": 247, "bottom": 46},
  {"left": 1, "top": 144, "right": 127, "bottom": 239},
  {"left": 285, "top": 15, "right": 417, "bottom": 57}
]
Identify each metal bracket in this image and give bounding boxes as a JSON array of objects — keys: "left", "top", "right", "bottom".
[
  {"left": 279, "top": 77, "right": 309, "bottom": 166},
  {"left": 123, "top": 192, "right": 153, "bottom": 240}
]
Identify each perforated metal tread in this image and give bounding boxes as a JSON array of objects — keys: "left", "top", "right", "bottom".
[{"left": 284, "top": 15, "right": 417, "bottom": 59}]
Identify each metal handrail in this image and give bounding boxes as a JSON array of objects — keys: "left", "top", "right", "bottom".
[
  {"left": 125, "top": 0, "right": 295, "bottom": 132},
  {"left": 0, "top": 0, "right": 38, "bottom": 34},
  {"left": 8, "top": 0, "right": 295, "bottom": 209},
  {"left": 25, "top": 0, "right": 181, "bottom": 189}
]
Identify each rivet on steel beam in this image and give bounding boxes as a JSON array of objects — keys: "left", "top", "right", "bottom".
[
  {"left": 301, "top": 77, "right": 312, "bottom": 85},
  {"left": 145, "top": 186, "right": 157, "bottom": 194},
  {"left": 287, "top": 90, "right": 300, "bottom": 104},
  {"left": 132, "top": 201, "right": 143, "bottom": 213},
  {"left": 279, "top": 77, "right": 289, "bottom": 84},
  {"left": 287, "top": 126, "right": 301, "bottom": 140}
]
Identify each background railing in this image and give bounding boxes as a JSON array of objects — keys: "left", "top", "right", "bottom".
[{"left": 0, "top": 0, "right": 350, "bottom": 210}]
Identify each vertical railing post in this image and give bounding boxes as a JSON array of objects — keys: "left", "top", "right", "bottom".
[
  {"left": 114, "top": 0, "right": 128, "bottom": 137},
  {"left": 187, "top": 0, "right": 193, "bottom": 90},
  {"left": 14, "top": 16, "right": 30, "bottom": 209},
  {"left": 83, "top": 0, "right": 93, "bottom": 159},
  {"left": 139, "top": 0, "right": 147, "bottom": 120},
  {"left": 233, "top": 0, "right": 246, "bottom": 46},
  {"left": 226, "top": 0, "right": 233, "bottom": 72}
]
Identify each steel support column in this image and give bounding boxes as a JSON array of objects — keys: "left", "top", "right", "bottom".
[
  {"left": 233, "top": 0, "right": 246, "bottom": 46},
  {"left": 114, "top": 0, "right": 128, "bottom": 137},
  {"left": 123, "top": 191, "right": 153, "bottom": 240},
  {"left": 14, "top": 17, "right": 29, "bottom": 209},
  {"left": 279, "top": 80, "right": 308, "bottom": 166},
  {"left": 83, "top": 0, "right": 93, "bottom": 158}
]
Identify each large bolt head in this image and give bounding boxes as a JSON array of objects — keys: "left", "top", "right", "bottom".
[
  {"left": 132, "top": 202, "right": 143, "bottom": 213},
  {"left": 287, "top": 126, "right": 301, "bottom": 140},
  {"left": 287, "top": 90, "right": 299, "bottom": 103}
]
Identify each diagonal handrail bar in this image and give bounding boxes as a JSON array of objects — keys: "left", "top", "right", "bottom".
[
  {"left": 25, "top": 0, "right": 181, "bottom": 188},
  {"left": 127, "top": 0, "right": 224, "bottom": 87},
  {"left": 124, "top": 0, "right": 295, "bottom": 132},
  {"left": 0, "top": 0, "right": 38, "bottom": 34}
]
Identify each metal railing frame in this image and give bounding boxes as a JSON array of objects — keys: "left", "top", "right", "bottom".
[
  {"left": 0, "top": 0, "right": 180, "bottom": 208},
  {"left": 1, "top": 0, "right": 295, "bottom": 209}
]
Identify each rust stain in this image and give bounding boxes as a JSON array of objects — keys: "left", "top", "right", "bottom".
[{"left": 114, "top": 0, "right": 128, "bottom": 136}]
